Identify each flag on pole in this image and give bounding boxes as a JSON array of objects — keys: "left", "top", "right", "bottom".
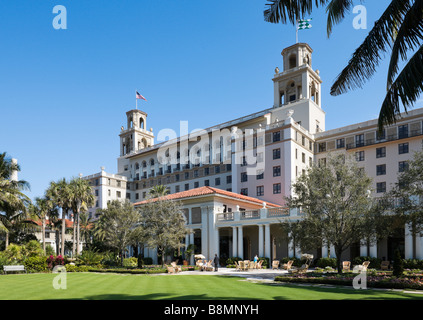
[
  {"left": 136, "top": 91, "right": 147, "bottom": 101},
  {"left": 297, "top": 18, "right": 312, "bottom": 30}
]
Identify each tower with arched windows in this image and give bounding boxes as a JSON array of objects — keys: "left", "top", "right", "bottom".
[
  {"left": 272, "top": 43, "right": 325, "bottom": 134},
  {"left": 119, "top": 109, "right": 155, "bottom": 156}
]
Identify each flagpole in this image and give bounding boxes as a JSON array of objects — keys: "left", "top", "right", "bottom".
[
  {"left": 296, "top": 19, "right": 299, "bottom": 44},
  {"left": 135, "top": 89, "right": 138, "bottom": 110}
]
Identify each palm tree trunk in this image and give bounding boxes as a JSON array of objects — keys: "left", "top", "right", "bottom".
[
  {"left": 76, "top": 211, "right": 80, "bottom": 255},
  {"left": 61, "top": 208, "right": 66, "bottom": 256},
  {"left": 5, "top": 231, "right": 9, "bottom": 249},
  {"left": 55, "top": 229, "right": 60, "bottom": 254},
  {"left": 72, "top": 214, "right": 76, "bottom": 257},
  {"left": 42, "top": 220, "right": 46, "bottom": 254}
]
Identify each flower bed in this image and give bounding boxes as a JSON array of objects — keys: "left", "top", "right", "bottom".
[{"left": 274, "top": 271, "right": 423, "bottom": 290}]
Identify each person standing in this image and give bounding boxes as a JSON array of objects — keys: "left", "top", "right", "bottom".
[{"left": 213, "top": 254, "right": 219, "bottom": 272}]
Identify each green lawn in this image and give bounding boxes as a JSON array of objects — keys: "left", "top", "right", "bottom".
[{"left": 0, "top": 273, "right": 422, "bottom": 300}]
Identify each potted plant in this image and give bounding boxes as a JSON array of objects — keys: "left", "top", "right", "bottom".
[{"left": 184, "top": 244, "right": 195, "bottom": 266}]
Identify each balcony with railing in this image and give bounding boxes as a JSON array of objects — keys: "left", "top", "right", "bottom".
[
  {"left": 346, "top": 129, "right": 422, "bottom": 150},
  {"left": 215, "top": 207, "right": 292, "bottom": 225}
]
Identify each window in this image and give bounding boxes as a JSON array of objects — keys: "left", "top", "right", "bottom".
[
  {"left": 184, "top": 172, "right": 189, "bottom": 179},
  {"left": 126, "top": 193, "right": 130, "bottom": 200},
  {"left": 273, "top": 166, "right": 281, "bottom": 177},
  {"left": 399, "top": 143, "right": 409, "bottom": 154},
  {"left": 135, "top": 193, "right": 139, "bottom": 200},
  {"left": 116, "top": 191, "right": 121, "bottom": 198},
  {"left": 273, "top": 183, "right": 281, "bottom": 194},
  {"left": 376, "top": 147, "right": 386, "bottom": 158},
  {"left": 356, "top": 134, "right": 364, "bottom": 147},
  {"left": 204, "top": 180, "right": 210, "bottom": 186},
  {"left": 175, "top": 174, "right": 180, "bottom": 182},
  {"left": 215, "top": 178, "right": 221, "bottom": 186},
  {"left": 240, "top": 188, "right": 248, "bottom": 196},
  {"left": 273, "top": 148, "right": 281, "bottom": 160},
  {"left": 257, "top": 186, "right": 264, "bottom": 196},
  {"left": 194, "top": 181, "right": 199, "bottom": 188},
  {"left": 108, "top": 189, "right": 111, "bottom": 196},
  {"left": 184, "top": 183, "right": 189, "bottom": 191},
  {"left": 226, "top": 175, "right": 232, "bottom": 184},
  {"left": 256, "top": 170, "right": 264, "bottom": 180},
  {"left": 318, "top": 143, "right": 326, "bottom": 152},
  {"left": 241, "top": 172, "right": 248, "bottom": 182},
  {"left": 241, "top": 156, "right": 247, "bottom": 167},
  {"left": 95, "top": 189, "right": 99, "bottom": 196},
  {"left": 273, "top": 131, "right": 280, "bottom": 142},
  {"left": 376, "top": 164, "right": 386, "bottom": 176},
  {"left": 204, "top": 167, "right": 209, "bottom": 175},
  {"left": 302, "top": 152, "right": 306, "bottom": 163},
  {"left": 215, "top": 165, "right": 220, "bottom": 173},
  {"left": 376, "top": 182, "right": 386, "bottom": 193},
  {"left": 399, "top": 161, "right": 409, "bottom": 172},
  {"left": 398, "top": 125, "right": 409, "bottom": 139},
  {"left": 194, "top": 170, "right": 199, "bottom": 178},
  {"left": 336, "top": 139, "right": 345, "bottom": 149},
  {"left": 376, "top": 129, "right": 386, "bottom": 141},
  {"left": 355, "top": 151, "right": 365, "bottom": 162}
]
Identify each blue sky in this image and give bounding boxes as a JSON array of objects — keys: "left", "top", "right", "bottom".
[{"left": 1, "top": 0, "right": 419, "bottom": 200}]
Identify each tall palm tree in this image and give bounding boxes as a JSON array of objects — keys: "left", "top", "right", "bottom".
[
  {"left": 69, "top": 177, "right": 94, "bottom": 256},
  {"left": 264, "top": 0, "right": 423, "bottom": 131},
  {"left": 79, "top": 211, "right": 93, "bottom": 250},
  {"left": 46, "top": 178, "right": 72, "bottom": 256},
  {"left": 148, "top": 185, "right": 169, "bottom": 198},
  {"left": 29, "top": 197, "right": 49, "bottom": 254},
  {"left": 0, "top": 152, "right": 31, "bottom": 248}
]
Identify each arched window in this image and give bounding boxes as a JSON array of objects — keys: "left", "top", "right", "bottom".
[{"left": 140, "top": 118, "right": 145, "bottom": 129}]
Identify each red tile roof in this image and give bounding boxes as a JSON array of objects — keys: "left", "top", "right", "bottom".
[
  {"left": 133, "top": 186, "right": 281, "bottom": 208},
  {"left": 28, "top": 219, "right": 74, "bottom": 228}
]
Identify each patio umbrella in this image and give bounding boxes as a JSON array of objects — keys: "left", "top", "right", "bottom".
[{"left": 194, "top": 254, "right": 205, "bottom": 260}]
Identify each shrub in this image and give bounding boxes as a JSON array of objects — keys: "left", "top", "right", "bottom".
[
  {"left": 226, "top": 257, "right": 242, "bottom": 265},
  {"left": 46, "top": 255, "right": 64, "bottom": 269},
  {"left": 45, "top": 245, "right": 55, "bottom": 256},
  {"left": 25, "top": 256, "right": 48, "bottom": 273},
  {"left": 123, "top": 257, "right": 138, "bottom": 268},
  {"left": 141, "top": 257, "right": 153, "bottom": 265},
  {"left": 78, "top": 250, "right": 104, "bottom": 266},
  {"left": 24, "top": 240, "right": 43, "bottom": 257},
  {"left": 393, "top": 250, "right": 404, "bottom": 277},
  {"left": 316, "top": 258, "right": 337, "bottom": 269},
  {"left": 65, "top": 264, "right": 91, "bottom": 272}
]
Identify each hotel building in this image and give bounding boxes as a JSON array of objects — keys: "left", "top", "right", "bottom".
[{"left": 83, "top": 43, "right": 423, "bottom": 264}]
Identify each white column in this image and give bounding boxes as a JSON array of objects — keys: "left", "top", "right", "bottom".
[
  {"left": 288, "top": 232, "right": 294, "bottom": 257},
  {"left": 189, "top": 232, "right": 195, "bottom": 265},
  {"left": 201, "top": 207, "right": 209, "bottom": 259},
  {"left": 258, "top": 224, "right": 264, "bottom": 258},
  {"left": 416, "top": 234, "right": 423, "bottom": 260},
  {"left": 232, "top": 227, "right": 238, "bottom": 258},
  {"left": 321, "top": 245, "right": 328, "bottom": 258},
  {"left": 188, "top": 207, "right": 192, "bottom": 225},
  {"left": 238, "top": 226, "right": 244, "bottom": 260},
  {"left": 264, "top": 224, "right": 271, "bottom": 259},
  {"left": 369, "top": 238, "right": 377, "bottom": 258},
  {"left": 360, "top": 240, "right": 368, "bottom": 257},
  {"left": 405, "top": 223, "right": 414, "bottom": 259},
  {"left": 330, "top": 244, "right": 336, "bottom": 258}
]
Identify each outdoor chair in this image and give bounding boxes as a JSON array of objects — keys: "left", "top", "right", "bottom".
[
  {"left": 243, "top": 260, "right": 250, "bottom": 271},
  {"left": 381, "top": 261, "right": 390, "bottom": 270},
  {"left": 282, "top": 260, "right": 294, "bottom": 271},
  {"left": 166, "top": 266, "right": 175, "bottom": 274},
  {"left": 362, "top": 261, "right": 370, "bottom": 271},
  {"left": 272, "top": 260, "right": 280, "bottom": 270},
  {"left": 256, "top": 260, "right": 263, "bottom": 269},
  {"left": 248, "top": 261, "right": 255, "bottom": 270},
  {"left": 235, "top": 261, "right": 241, "bottom": 271},
  {"left": 342, "top": 261, "right": 351, "bottom": 272},
  {"left": 171, "top": 262, "right": 182, "bottom": 273},
  {"left": 289, "top": 264, "right": 309, "bottom": 274}
]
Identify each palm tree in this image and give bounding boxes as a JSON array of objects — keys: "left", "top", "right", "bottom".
[
  {"left": 0, "top": 153, "right": 31, "bottom": 248},
  {"left": 69, "top": 177, "right": 94, "bottom": 256},
  {"left": 79, "top": 211, "right": 93, "bottom": 250},
  {"left": 29, "top": 197, "right": 49, "bottom": 254},
  {"left": 264, "top": 0, "right": 423, "bottom": 131},
  {"left": 148, "top": 185, "right": 169, "bottom": 198},
  {"left": 46, "top": 178, "right": 72, "bottom": 256}
]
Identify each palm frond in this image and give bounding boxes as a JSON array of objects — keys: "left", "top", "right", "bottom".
[
  {"left": 264, "top": 0, "right": 329, "bottom": 25},
  {"left": 331, "top": 0, "right": 412, "bottom": 96},
  {"left": 387, "top": 0, "right": 423, "bottom": 90},
  {"left": 326, "top": 0, "right": 355, "bottom": 37},
  {"left": 378, "top": 44, "right": 423, "bottom": 131}
]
